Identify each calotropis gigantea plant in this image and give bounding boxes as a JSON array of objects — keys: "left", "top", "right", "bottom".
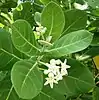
[{"left": 1, "top": 0, "right": 99, "bottom": 100}]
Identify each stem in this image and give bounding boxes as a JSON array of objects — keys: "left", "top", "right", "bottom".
[
  {"left": 76, "top": 94, "right": 82, "bottom": 100},
  {"left": 37, "top": 55, "right": 44, "bottom": 61},
  {"left": 41, "top": 33, "right": 45, "bottom": 41},
  {"left": 96, "top": 81, "right": 99, "bottom": 85},
  {"left": 95, "top": 73, "right": 99, "bottom": 79},
  {"left": 68, "top": 0, "right": 72, "bottom": 10},
  {"left": 39, "top": 61, "right": 47, "bottom": 66},
  {"left": 38, "top": 68, "right": 45, "bottom": 71},
  {"left": 37, "top": 56, "right": 46, "bottom": 71}
]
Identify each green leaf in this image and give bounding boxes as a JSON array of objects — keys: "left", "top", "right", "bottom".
[
  {"left": 87, "top": 0, "right": 99, "bottom": 8},
  {"left": 0, "top": 73, "right": 31, "bottom": 100},
  {"left": 0, "top": 71, "right": 7, "bottom": 81},
  {"left": 0, "top": 0, "right": 17, "bottom": 8},
  {"left": 33, "top": 85, "right": 66, "bottom": 100},
  {"left": 46, "top": 30, "right": 93, "bottom": 57},
  {"left": 32, "top": 1, "right": 43, "bottom": 13},
  {"left": 83, "top": 46, "right": 99, "bottom": 58},
  {"left": 11, "top": 19, "right": 40, "bottom": 57},
  {"left": 91, "top": 8, "right": 99, "bottom": 17},
  {"left": 54, "top": 59, "right": 95, "bottom": 98},
  {"left": 62, "top": 10, "right": 87, "bottom": 35},
  {"left": 40, "top": 0, "right": 51, "bottom": 4},
  {"left": 13, "top": 2, "right": 35, "bottom": 27},
  {"left": 91, "top": 33, "right": 99, "bottom": 46},
  {"left": 41, "top": 1, "right": 65, "bottom": 41},
  {"left": 87, "top": 20, "right": 99, "bottom": 46},
  {"left": 40, "top": 0, "right": 57, "bottom": 4},
  {"left": 11, "top": 60, "right": 43, "bottom": 99},
  {"left": 93, "top": 87, "right": 99, "bottom": 100},
  {"left": 0, "top": 74, "right": 15, "bottom": 100},
  {"left": 0, "top": 29, "right": 21, "bottom": 70}
]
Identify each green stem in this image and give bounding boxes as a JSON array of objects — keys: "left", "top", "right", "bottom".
[
  {"left": 68, "top": 0, "right": 72, "bottom": 10},
  {"left": 38, "top": 68, "right": 45, "bottom": 71},
  {"left": 39, "top": 61, "right": 47, "bottom": 66}
]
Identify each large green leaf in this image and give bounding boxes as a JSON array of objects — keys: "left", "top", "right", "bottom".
[
  {"left": 13, "top": 2, "right": 35, "bottom": 27},
  {"left": 0, "top": 29, "right": 21, "bottom": 70},
  {"left": 41, "top": 1, "right": 65, "bottom": 41},
  {"left": 46, "top": 30, "right": 93, "bottom": 57},
  {"left": 11, "top": 19, "right": 40, "bottom": 57},
  {"left": 54, "top": 59, "right": 95, "bottom": 98},
  {"left": 11, "top": 60, "right": 43, "bottom": 99},
  {"left": 62, "top": 10, "right": 87, "bottom": 35},
  {"left": 33, "top": 85, "right": 66, "bottom": 100}
]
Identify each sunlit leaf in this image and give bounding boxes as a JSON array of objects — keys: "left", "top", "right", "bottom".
[
  {"left": 41, "top": 1, "right": 65, "bottom": 41},
  {"left": 11, "top": 60, "right": 43, "bottom": 99},
  {"left": 46, "top": 30, "right": 93, "bottom": 57},
  {"left": 11, "top": 19, "right": 40, "bottom": 57}
]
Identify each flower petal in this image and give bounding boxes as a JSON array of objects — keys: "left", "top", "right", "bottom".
[{"left": 44, "top": 70, "right": 50, "bottom": 75}]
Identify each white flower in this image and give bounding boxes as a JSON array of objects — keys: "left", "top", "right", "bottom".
[
  {"left": 61, "top": 59, "right": 71, "bottom": 69},
  {"left": 50, "top": 59, "right": 56, "bottom": 65},
  {"left": 55, "top": 73, "right": 63, "bottom": 81},
  {"left": 74, "top": 2, "right": 88, "bottom": 10},
  {"left": 44, "top": 73, "right": 58, "bottom": 88},
  {"left": 61, "top": 68, "right": 68, "bottom": 76},
  {"left": 60, "top": 59, "right": 71, "bottom": 76},
  {"left": 36, "top": 25, "right": 47, "bottom": 35},
  {"left": 55, "top": 59, "right": 61, "bottom": 65},
  {"left": 43, "top": 59, "right": 71, "bottom": 88},
  {"left": 44, "top": 62, "right": 60, "bottom": 75}
]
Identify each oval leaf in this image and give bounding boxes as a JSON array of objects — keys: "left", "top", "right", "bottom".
[
  {"left": 11, "top": 60, "right": 43, "bottom": 99},
  {"left": 46, "top": 30, "right": 93, "bottom": 57},
  {"left": 11, "top": 20, "right": 40, "bottom": 57},
  {"left": 41, "top": 1, "right": 65, "bottom": 41},
  {"left": 33, "top": 86, "right": 65, "bottom": 100},
  {"left": 62, "top": 10, "right": 87, "bottom": 35}
]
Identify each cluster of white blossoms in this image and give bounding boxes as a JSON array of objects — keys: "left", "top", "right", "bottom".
[
  {"left": 44, "top": 59, "right": 71, "bottom": 88},
  {"left": 35, "top": 24, "right": 47, "bottom": 36}
]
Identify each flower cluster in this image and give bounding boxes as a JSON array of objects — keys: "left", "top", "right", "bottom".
[
  {"left": 35, "top": 24, "right": 47, "bottom": 36},
  {"left": 44, "top": 59, "right": 71, "bottom": 88}
]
